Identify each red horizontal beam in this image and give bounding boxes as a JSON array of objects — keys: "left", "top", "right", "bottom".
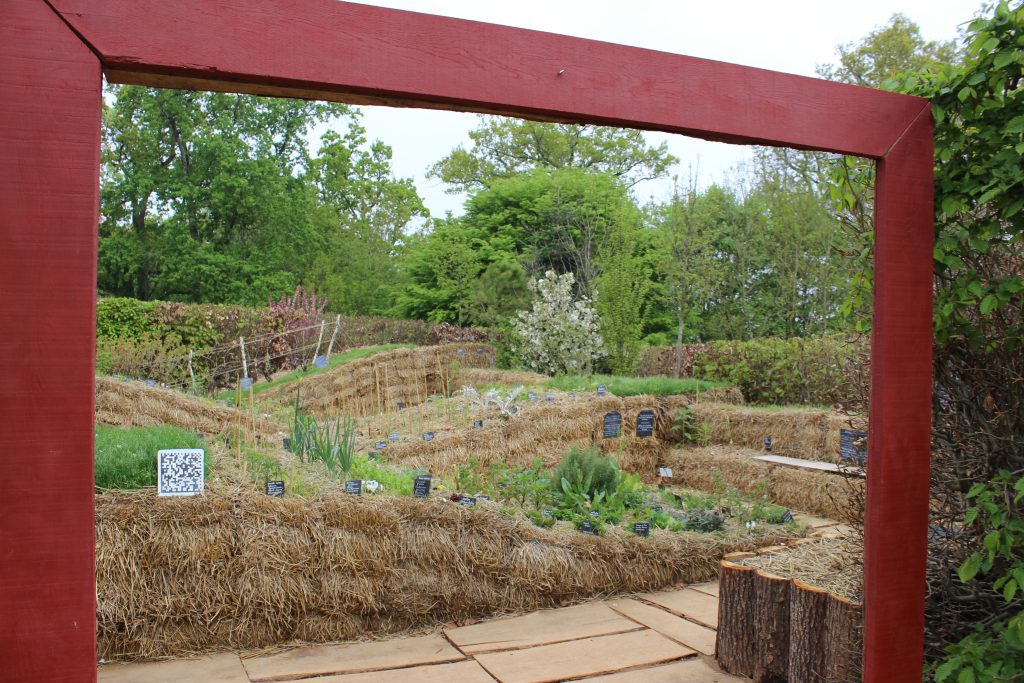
[{"left": 50, "top": 0, "right": 926, "bottom": 158}]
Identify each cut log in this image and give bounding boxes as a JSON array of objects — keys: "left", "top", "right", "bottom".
[
  {"left": 825, "top": 594, "right": 863, "bottom": 683},
  {"left": 788, "top": 579, "right": 830, "bottom": 683},
  {"left": 753, "top": 569, "right": 791, "bottom": 683},
  {"left": 716, "top": 556, "right": 758, "bottom": 677}
]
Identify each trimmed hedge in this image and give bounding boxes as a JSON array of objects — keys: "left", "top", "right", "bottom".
[{"left": 637, "top": 336, "right": 867, "bottom": 407}]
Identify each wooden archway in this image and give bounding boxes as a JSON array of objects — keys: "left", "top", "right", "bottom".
[{"left": 0, "top": 2, "right": 933, "bottom": 681}]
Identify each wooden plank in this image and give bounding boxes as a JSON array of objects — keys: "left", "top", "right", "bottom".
[
  {"left": 0, "top": 3, "right": 102, "bottom": 683},
  {"left": 474, "top": 630, "right": 693, "bottom": 683},
  {"left": 577, "top": 657, "right": 748, "bottom": 682},
  {"left": 865, "top": 99, "right": 935, "bottom": 683},
  {"left": 242, "top": 634, "right": 464, "bottom": 682},
  {"left": 607, "top": 599, "right": 717, "bottom": 655},
  {"left": 690, "top": 582, "right": 720, "bottom": 598},
  {"left": 51, "top": 0, "right": 926, "bottom": 159},
  {"left": 98, "top": 654, "right": 249, "bottom": 683},
  {"left": 308, "top": 660, "right": 495, "bottom": 683},
  {"left": 445, "top": 602, "right": 640, "bottom": 654},
  {"left": 638, "top": 589, "right": 720, "bottom": 629},
  {"left": 753, "top": 454, "right": 865, "bottom": 477},
  {"left": 793, "top": 514, "right": 840, "bottom": 529}
]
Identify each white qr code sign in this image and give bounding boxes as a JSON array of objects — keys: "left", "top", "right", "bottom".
[{"left": 157, "top": 449, "right": 205, "bottom": 496}]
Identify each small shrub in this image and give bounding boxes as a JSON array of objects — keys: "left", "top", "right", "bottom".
[
  {"left": 552, "top": 445, "right": 620, "bottom": 499},
  {"left": 94, "top": 425, "right": 203, "bottom": 489},
  {"left": 681, "top": 508, "right": 726, "bottom": 533}
]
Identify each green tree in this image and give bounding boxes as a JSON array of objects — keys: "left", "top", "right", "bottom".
[
  {"left": 651, "top": 177, "right": 723, "bottom": 374},
  {"left": 307, "top": 125, "right": 426, "bottom": 314},
  {"left": 428, "top": 116, "right": 676, "bottom": 193},
  {"left": 595, "top": 209, "right": 650, "bottom": 374}
]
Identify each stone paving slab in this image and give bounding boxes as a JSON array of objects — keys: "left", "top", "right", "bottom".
[
  {"left": 446, "top": 602, "right": 640, "bottom": 654},
  {"left": 638, "top": 588, "right": 720, "bottom": 629},
  {"left": 473, "top": 628, "right": 693, "bottom": 683},
  {"left": 576, "top": 656, "right": 748, "bottom": 682},
  {"left": 242, "top": 634, "right": 463, "bottom": 682},
  {"left": 98, "top": 653, "right": 249, "bottom": 683},
  {"left": 607, "top": 597, "right": 717, "bottom": 655},
  {"left": 307, "top": 660, "right": 496, "bottom": 683}
]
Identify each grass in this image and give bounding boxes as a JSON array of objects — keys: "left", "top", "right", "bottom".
[
  {"left": 216, "top": 343, "right": 414, "bottom": 400},
  {"left": 543, "top": 373, "right": 727, "bottom": 397},
  {"left": 95, "top": 424, "right": 204, "bottom": 489}
]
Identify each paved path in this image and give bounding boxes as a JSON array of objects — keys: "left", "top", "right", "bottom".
[
  {"left": 98, "top": 518, "right": 849, "bottom": 683},
  {"left": 98, "top": 584, "right": 744, "bottom": 683}
]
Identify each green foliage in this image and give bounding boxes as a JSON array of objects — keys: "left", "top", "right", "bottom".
[
  {"left": 288, "top": 389, "right": 357, "bottom": 477},
  {"left": 551, "top": 446, "right": 620, "bottom": 500},
  {"left": 680, "top": 508, "right": 726, "bottom": 533},
  {"left": 543, "top": 373, "right": 725, "bottom": 397},
  {"left": 934, "top": 472, "right": 1024, "bottom": 683},
  {"left": 94, "top": 425, "right": 204, "bottom": 489},
  {"left": 695, "top": 336, "right": 864, "bottom": 405},
  {"left": 670, "top": 409, "right": 713, "bottom": 447},
  {"left": 95, "top": 297, "right": 160, "bottom": 339},
  {"left": 348, "top": 454, "right": 416, "bottom": 496},
  {"left": 427, "top": 116, "right": 676, "bottom": 193},
  {"left": 526, "top": 509, "right": 556, "bottom": 529},
  {"left": 595, "top": 213, "right": 650, "bottom": 374}
]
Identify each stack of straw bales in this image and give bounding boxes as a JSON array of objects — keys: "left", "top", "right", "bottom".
[
  {"left": 664, "top": 445, "right": 863, "bottom": 521},
  {"left": 453, "top": 367, "right": 550, "bottom": 387},
  {"left": 95, "top": 377, "right": 282, "bottom": 438},
  {"left": 689, "top": 403, "right": 861, "bottom": 462},
  {"left": 96, "top": 486, "right": 799, "bottom": 661},
  {"left": 262, "top": 344, "right": 494, "bottom": 417},
  {"left": 378, "top": 395, "right": 689, "bottom": 479}
]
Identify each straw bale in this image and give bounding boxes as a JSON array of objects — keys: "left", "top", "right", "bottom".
[
  {"left": 663, "top": 445, "right": 863, "bottom": 521},
  {"left": 96, "top": 486, "right": 799, "bottom": 661},
  {"left": 261, "top": 344, "right": 495, "bottom": 417},
  {"left": 378, "top": 395, "right": 690, "bottom": 481},
  {"left": 454, "top": 367, "right": 549, "bottom": 387},
  {"left": 688, "top": 402, "right": 864, "bottom": 462},
  {"left": 694, "top": 386, "right": 746, "bottom": 404},
  {"left": 95, "top": 376, "right": 283, "bottom": 437}
]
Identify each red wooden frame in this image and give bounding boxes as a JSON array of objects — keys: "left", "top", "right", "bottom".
[{"left": 0, "top": 1, "right": 933, "bottom": 681}]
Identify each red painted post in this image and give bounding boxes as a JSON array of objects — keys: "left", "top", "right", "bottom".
[
  {"left": 0, "top": 2, "right": 102, "bottom": 682},
  {"left": 865, "top": 107, "right": 935, "bottom": 681}
]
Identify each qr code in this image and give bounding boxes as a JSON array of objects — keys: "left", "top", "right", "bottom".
[{"left": 158, "top": 449, "right": 205, "bottom": 496}]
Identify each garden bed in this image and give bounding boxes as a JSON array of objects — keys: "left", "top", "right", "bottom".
[{"left": 96, "top": 486, "right": 802, "bottom": 661}]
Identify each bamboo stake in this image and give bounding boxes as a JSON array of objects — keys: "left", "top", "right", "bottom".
[{"left": 325, "top": 314, "right": 341, "bottom": 359}]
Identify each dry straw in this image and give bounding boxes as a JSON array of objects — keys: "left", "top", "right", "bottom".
[
  {"left": 663, "top": 445, "right": 864, "bottom": 521},
  {"left": 739, "top": 536, "right": 863, "bottom": 601},
  {"left": 690, "top": 402, "right": 863, "bottom": 462},
  {"left": 260, "top": 344, "right": 494, "bottom": 417},
  {"left": 96, "top": 485, "right": 800, "bottom": 661},
  {"left": 95, "top": 376, "right": 282, "bottom": 438},
  {"left": 375, "top": 395, "right": 691, "bottom": 480}
]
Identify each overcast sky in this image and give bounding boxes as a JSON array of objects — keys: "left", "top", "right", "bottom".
[{"left": 325, "top": 0, "right": 980, "bottom": 219}]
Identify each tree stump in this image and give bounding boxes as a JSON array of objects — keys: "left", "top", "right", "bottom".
[
  {"left": 716, "top": 553, "right": 758, "bottom": 677},
  {"left": 753, "top": 570, "right": 791, "bottom": 683},
  {"left": 789, "top": 579, "right": 830, "bottom": 682},
  {"left": 825, "top": 594, "right": 863, "bottom": 683}
]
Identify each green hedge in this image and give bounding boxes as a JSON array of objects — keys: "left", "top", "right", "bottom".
[
  {"left": 694, "top": 336, "right": 867, "bottom": 406},
  {"left": 95, "top": 297, "right": 486, "bottom": 388}
]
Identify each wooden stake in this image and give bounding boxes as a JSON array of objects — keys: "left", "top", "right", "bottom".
[
  {"left": 187, "top": 349, "right": 196, "bottom": 391},
  {"left": 325, "top": 314, "right": 341, "bottom": 359},
  {"left": 312, "top": 319, "right": 326, "bottom": 364}
]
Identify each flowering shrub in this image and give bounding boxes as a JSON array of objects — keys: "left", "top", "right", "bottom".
[{"left": 510, "top": 271, "right": 605, "bottom": 376}]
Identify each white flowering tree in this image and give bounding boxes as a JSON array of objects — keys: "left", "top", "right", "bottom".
[{"left": 511, "top": 271, "right": 605, "bottom": 376}]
